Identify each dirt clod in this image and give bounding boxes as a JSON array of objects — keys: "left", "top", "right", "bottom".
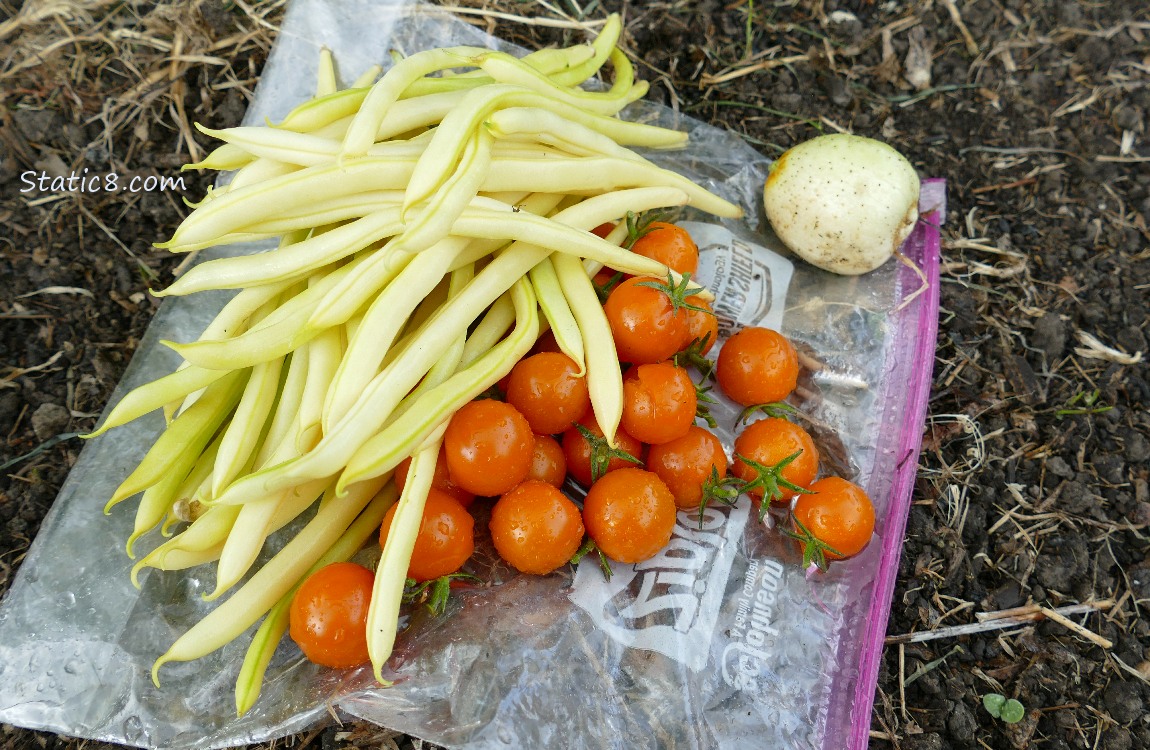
[
  {"left": 1102, "top": 680, "right": 1145, "bottom": 725},
  {"left": 29, "top": 403, "right": 70, "bottom": 441}
]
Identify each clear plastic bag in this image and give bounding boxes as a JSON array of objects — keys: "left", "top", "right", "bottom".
[{"left": 0, "top": 1, "right": 945, "bottom": 747}]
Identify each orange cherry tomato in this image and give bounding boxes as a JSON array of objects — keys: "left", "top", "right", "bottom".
[
  {"left": 732, "top": 417, "right": 819, "bottom": 503},
  {"left": 505, "top": 352, "right": 590, "bottom": 435},
  {"left": 715, "top": 326, "right": 799, "bottom": 406},
  {"left": 527, "top": 434, "right": 567, "bottom": 488},
  {"left": 592, "top": 267, "right": 624, "bottom": 294},
  {"left": 646, "top": 425, "right": 729, "bottom": 509},
  {"left": 561, "top": 410, "right": 644, "bottom": 488},
  {"left": 489, "top": 480, "right": 585, "bottom": 574},
  {"left": 395, "top": 446, "right": 476, "bottom": 508},
  {"left": 591, "top": 222, "right": 617, "bottom": 239},
  {"left": 604, "top": 276, "right": 689, "bottom": 365},
  {"left": 379, "top": 487, "right": 475, "bottom": 582},
  {"left": 630, "top": 222, "right": 699, "bottom": 276},
  {"left": 620, "top": 362, "right": 696, "bottom": 445},
  {"left": 792, "top": 476, "right": 875, "bottom": 562},
  {"left": 583, "top": 468, "right": 676, "bottom": 563},
  {"left": 289, "top": 562, "right": 374, "bottom": 669},
  {"left": 682, "top": 295, "right": 719, "bottom": 354},
  {"left": 444, "top": 400, "right": 534, "bottom": 496}
]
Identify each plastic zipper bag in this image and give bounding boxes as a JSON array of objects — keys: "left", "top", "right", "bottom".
[{"left": 0, "top": 1, "right": 944, "bottom": 747}]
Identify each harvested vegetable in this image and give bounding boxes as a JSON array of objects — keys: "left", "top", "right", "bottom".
[
  {"left": 788, "top": 477, "right": 876, "bottom": 570},
  {"left": 715, "top": 325, "right": 800, "bottom": 407},
  {"left": 732, "top": 417, "right": 820, "bottom": 510},
  {"left": 379, "top": 488, "right": 474, "bottom": 582},
  {"left": 646, "top": 425, "right": 729, "bottom": 510},
  {"left": 288, "top": 562, "right": 374, "bottom": 669},
  {"left": 620, "top": 361, "right": 697, "bottom": 444},
  {"left": 489, "top": 480, "right": 585, "bottom": 575},
  {"left": 763, "top": 133, "right": 921, "bottom": 275},
  {"left": 582, "top": 467, "right": 677, "bottom": 564},
  {"left": 89, "top": 14, "right": 746, "bottom": 709}
]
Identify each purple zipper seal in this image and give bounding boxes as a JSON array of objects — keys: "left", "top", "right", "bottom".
[{"left": 844, "top": 178, "right": 946, "bottom": 750}]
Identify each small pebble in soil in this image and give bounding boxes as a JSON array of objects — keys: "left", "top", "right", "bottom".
[{"left": 30, "top": 403, "right": 70, "bottom": 441}]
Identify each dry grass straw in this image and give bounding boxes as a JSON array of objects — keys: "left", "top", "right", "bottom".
[{"left": 2, "top": 0, "right": 284, "bottom": 181}]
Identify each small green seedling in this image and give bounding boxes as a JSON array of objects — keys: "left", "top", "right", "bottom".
[
  {"left": 1055, "top": 388, "right": 1112, "bottom": 418},
  {"left": 982, "top": 693, "right": 1025, "bottom": 723}
]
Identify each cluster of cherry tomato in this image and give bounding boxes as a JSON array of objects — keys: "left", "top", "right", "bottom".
[{"left": 287, "top": 219, "right": 877, "bottom": 670}]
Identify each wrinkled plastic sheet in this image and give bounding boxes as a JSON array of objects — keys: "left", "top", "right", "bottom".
[{"left": 0, "top": 1, "right": 945, "bottom": 748}]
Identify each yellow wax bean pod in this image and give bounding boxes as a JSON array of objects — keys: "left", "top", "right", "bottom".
[
  {"left": 190, "top": 190, "right": 403, "bottom": 255},
  {"left": 154, "top": 503, "right": 241, "bottom": 558},
  {"left": 167, "top": 254, "right": 373, "bottom": 371},
  {"left": 128, "top": 424, "right": 228, "bottom": 558},
  {"left": 252, "top": 346, "right": 309, "bottom": 471},
  {"left": 371, "top": 89, "right": 472, "bottom": 143},
  {"left": 200, "top": 125, "right": 428, "bottom": 169},
  {"left": 340, "top": 277, "right": 538, "bottom": 491},
  {"left": 85, "top": 365, "right": 228, "bottom": 438},
  {"left": 150, "top": 475, "right": 392, "bottom": 686},
  {"left": 384, "top": 264, "right": 474, "bottom": 423},
  {"left": 275, "top": 87, "right": 371, "bottom": 133},
  {"left": 197, "top": 279, "right": 296, "bottom": 342},
  {"left": 133, "top": 427, "right": 221, "bottom": 549},
  {"left": 175, "top": 282, "right": 288, "bottom": 425},
  {"left": 402, "top": 83, "right": 676, "bottom": 213},
  {"left": 196, "top": 125, "right": 347, "bottom": 169},
  {"left": 472, "top": 155, "right": 743, "bottom": 219},
  {"left": 390, "top": 277, "right": 449, "bottom": 358},
  {"left": 183, "top": 143, "right": 252, "bottom": 172},
  {"left": 342, "top": 45, "right": 492, "bottom": 158},
  {"left": 442, "top": 192, "right": 567, "bottom": 273},
  {"left": 158, "top": 156, "right": 417, "bottom": 251},
  {"left": 303, "top": 234, "right": 447, "bottom": 333},
  {"left": 366, "top": 437, "right": 439, "bottom": 683},
  {"left": 528, "top": 255, "right": 586, "bottom": 375},
  {"left": 211, "top": 356, "right": 284, "bottom": 497},
  {"left": 173, "top": 280, "right": 292, "bottom": 418},
  {"left": 323, "top": 248, "right": 473, "bottom": 435},
  {"left": 392, "top": 126, "right": 493, "bottom": 255},
  {"left": 106, "top": 369, "right": 247, "bottom": 513},
  {"left": 316, "top": 47, "right": 337, "bottom": 98},
  {"left": 350, "top": 64, "right": 382, "bottom": 89},
  {"left": 400, "top": 42, "right": 596, "bottom": 99},
  {"left": 546, "top": 14, "right": 622, "bottom": 88},
  {"left": 234, "top": 479, "right": 395, "bottom": 715},
  {"left": 207, "top": 476, "right": 331, "bottom": 601},
  {"left": 448, "top": 204, "right": 712, "bottom": 301},
  {"left": 443, "top": 197, "right": 715, "bottom": 303},
  {"left": 553, "top": 251, "right": 625, "bottom": 446},
  {"left": 297, "top": 324, "right": 342, "bottom": 453},
  {"left": 224, "top": 157, "right": 302, "bottom": 196},
  {"left": 473, "top": 48, "right": 643, "bottom": 118},
  {"left": 328, "top": 257, "right": 471, "bottom": 437},
  {"left": 126, "top": 447, "right": 204, "bottom": 558},
  {"left": 458, "top": 292, "right": 515, "bottom": 369},
  {"left": 131, "top": 543, "right": 224, "bottom": 589},
  {"left": 156, "top": 206, "right": 404, "bottom": 296},
  {"left": 159, "top": 433, "right": 223, "bottom": 537},
  {"left": 486, "top": 106, "right": 647, "bottom": 162}
]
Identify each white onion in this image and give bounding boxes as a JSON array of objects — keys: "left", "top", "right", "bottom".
[{"left": 762, "top": 133, "right": 920, "bottom": 275}]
